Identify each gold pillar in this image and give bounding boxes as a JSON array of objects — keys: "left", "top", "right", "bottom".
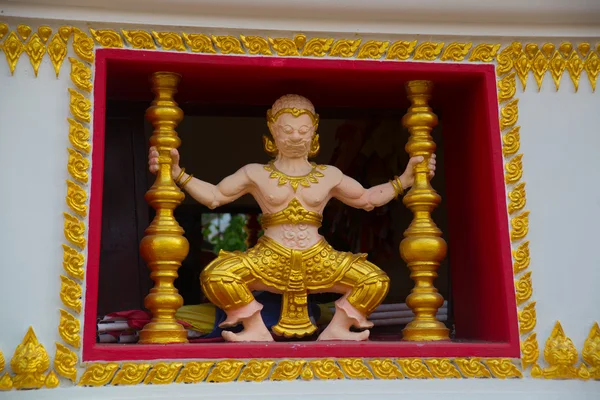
[
  {"left": 139, "top": 72, "right": 189, "bottom": 344},
  {"left": 400, "top": 80, "right": 449, "bottom": 341}
]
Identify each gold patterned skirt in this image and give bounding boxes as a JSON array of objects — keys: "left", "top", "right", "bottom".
[{"left": 200, "top": 236, "right": 390, "bottom": 337}]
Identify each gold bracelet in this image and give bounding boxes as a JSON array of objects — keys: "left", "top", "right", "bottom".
[
  {"left": 174, "top": 168, "right": 186, "bottom": 184},
  {"left": 179, "top": 174, "right": 193, "bottom": 189},
  {"left": 390, "top": 176, "right": 404, "bottom": 199}
]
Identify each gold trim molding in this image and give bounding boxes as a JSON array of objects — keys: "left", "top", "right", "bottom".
[
  {"left": 0, "top": 23, "right": 598, "bottom": 91},
  {"left": 0, "top": 21, "right": 598, "bottom": 390}
]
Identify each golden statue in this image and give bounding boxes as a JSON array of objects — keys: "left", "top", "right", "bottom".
[{"left": 148, "top": 94, "right": 435, "bottom": 342}]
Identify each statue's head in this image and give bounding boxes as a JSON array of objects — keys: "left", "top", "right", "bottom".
[{"left": 264, "top": 94, "right": 320, "bottom": 159}]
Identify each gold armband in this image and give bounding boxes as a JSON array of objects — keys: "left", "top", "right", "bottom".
[
  {"left": 390, "top": 176, "right": 404, "bottom": 199},
  {"left": 174, "top": 168, "right": 186, "bottom": 185},
  {"left": 179, "top": 174, "right": 194, "bottom": 189}
]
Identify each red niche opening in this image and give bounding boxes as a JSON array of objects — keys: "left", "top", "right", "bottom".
[{"left": 84, "top": 49, "right": 519, "bottom": 362}]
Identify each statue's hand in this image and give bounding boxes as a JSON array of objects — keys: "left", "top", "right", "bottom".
[
  {"left": 401, "top": 154, "right": 436, "bottom": 188},
  {"left": 148, "top": 146, "right": 182, "bottom": 179}
]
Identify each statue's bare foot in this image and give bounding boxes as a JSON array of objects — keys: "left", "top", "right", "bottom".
[
  {"left": 221, "top": 302, "right": 274, "bottom": 342},
  {"left": 317, "top": 327, "right": 370, "bottom": 341},
  {"left": 222, "top": 328, "right": 274, "bottom": 342}
]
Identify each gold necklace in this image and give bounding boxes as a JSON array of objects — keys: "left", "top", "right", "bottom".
[{"left": 264, "top": 160, "right": 327, "bottom": 192}]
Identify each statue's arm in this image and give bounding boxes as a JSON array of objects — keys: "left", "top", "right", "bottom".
[
  {"left": 332, "top": 173, "right": 407, "bottom": 211},
  {"left": 178, "top": 166, "right": 254, "bottom": 210}
]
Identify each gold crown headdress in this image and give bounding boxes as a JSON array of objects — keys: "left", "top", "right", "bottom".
[{"left": 264, "top": 107, "right": 321, "bottom": 158}]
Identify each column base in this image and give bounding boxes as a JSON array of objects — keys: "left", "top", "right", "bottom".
[
  {"left": 139, "top": 322, "right": 188, "bottom": 344},
  {"left": 402, "top": 320, "right": 449, "bottom": 341}
]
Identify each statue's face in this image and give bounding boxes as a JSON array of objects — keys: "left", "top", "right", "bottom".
[{"left": 271, "top": 112, "right": 315, "bottom": 158}]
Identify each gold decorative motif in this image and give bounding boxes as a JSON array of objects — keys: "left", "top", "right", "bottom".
[
  {"left": 17, "top": 24, "right": 32, "bottom": 41},
  {"left": 269, "top": 37, "right": 300, "bottom": 56},
  {"left": 38, "top": 26, "right": 52, "bottom": 43},
  {"left": 264, "top": 161, "right": 326, "bottom": 192},
  {"left": 508, "top": 182, "right": 526, "bottom": 214},
  {"left": 3, "top": 31, "right": 25, "bottom": 75},
  {"left": 578, "top": 43, "right": 591, "bottom": 57},
  {"left": 62, "top": 244, "right": 85, "bottom": 280},
  {"left": 500, "top": 99, "right": 519, "bottom": 131},
  {"left": 496, "top": 42, "right": 520, "bottom": 76},
  {"left": 582, "top": 322, "right": 600, "bottom": 379},
  {"left": 518, "top": 301, "right": 537, "bottom": 334},
  {"left": 386, "top": 40, "right": 417, "bottom": 60},
  {"left": 45, "top": 371, "right": 59, "bottom": 388},
  {"left": 151, "top": 31, "right": 186, "bottom": 51},
  {"left": 238, "top": 360, "right": 275, "bottom": 382},
  {"left": 78, "top": 363, "right": 119, "bottom": 386},
  {"left": 584, "top": 51, "right": 599, "bottom": 92},
  {"left": 212, "top": 35, "right": 245, "bottom": 54},
  {"left": 60, "top": 275, "right": 82, "bottom": 313},
  {"left": 270, "top": 360, "right": 306, "bottom": 381},
  {"left": 513, "top": 241, "right": 531, "bottom": 274},
  {"left": 510, "top": 210, "right": 530, "bottom": 242},
  {"left": 67, "top": 148, "right": 90, "bottom": 183},
  {"left": 72, "top": 28, "right": 95, "bottom": 63},
  {"left": 398, "top": 359, "right": 434, "bottom": 379},
  {"left": 330, "top": 39, "right": 361, "bottom": 58},
  {"left": 68, "top": 88, "right": 91, "bottom": 123},
  {"left": 0, "top": 371, "right": 13, "bottom": 391},
  {"left": 483, "top": 359, "right": 523, "bottom": 379},
  {"left": 469, "top": 43, "right": 501, "bottom": 62},
  {"left": 504, "top": 154, "right": 523, "bottom": 185},
  {"left": 301, "top": 365, "right": 314, "bottom": 381},
  {"left": 498, "top": 72, "right": 517, "bottom": 103},
  {"left": 301, "top": 37, "right": 334, "bottom": 57},
  {"left": 63, "top": 213, "right": 86, "bottom": 249},
  {"left": 515, "top": 272, "right": 533, "bottom": 305},
  {"left": 89, "top": 28, "right": 123, "bottom": 48},
  {"left": 24, "top": 33, "right": 46, "bottom": 76},
  {"left": 0, "top": 23, "right": 8, "bottom": 40},
  {"left": 400, "top": 81, "right": 449, "bottom": 341},
  {"left": 206, "top": 360, "right": 244, "bottom": 383},
  {"left": 309, "top": 359, "right": 344, "bottom": 380},
  {"left": 566, "top": 52, "right": 585, "bottom": 92},
  {"left": 175, "top": 362, "right": 213, "bottom": 383},
  {"left": 58, "top": 309, "right": 81, "bottom": 348},
  {"left": 66, "top": 180, "right": 88, "bottom": 217},
  {"left": 10, "top": 327, "right": 51, "bottom": 390},
  {"left": 356, "top": 40, "right": 389, "bottom": 59},
  {"left": 502, "top": 126, "right": 521, "bottom": 156},
  {"left": 548, "top": 50, "right": 567, "bottom": 90},
  {"left": 440, "top": 42, "right": 472, "bottom": 61},
  {"left": 68, "top": 118, "right": 91, "bottom": 153},
  {"left": 424, "top": 359, "right": 461, "bottom": 379},
  {"left": 143, "top": 363, "right": 183, "bottom": 384},
  {"left": 69, "top": 57, "right": 93, "bottom": 92},
  {"left": 54, "top": 343, "right": 77, "bottom": 382},
  {"left": 122, "top": 30, "right": 156, "bottom": 49},
  {"left": 58, "top": 26, "right": 72, "bottom": 42},
  {"left": 337, "top": 358, "right": 373, "bottom": 379},
  {"left": 413, "top": 42, "right": 444, "bottom": 61},
  {"left": 112, "top": 363, "right": 151, "bottom": 385},
  {"left": 521, "top": 333, "right": 540, "bottom": 368},
  {"left": 535, "top": 321, "right": 580, "bottom": 379},
  {"left": 454, "top": 358, "right": 492, "bottom": 378},
  {"left": 368, "top": 359, "right": 403, "bottom": 379},
  {"left": 240, "top": 35, "right": 272, "bottom": 55},
  {"left": 48, "top": 34, "right": 68, "bottom": 77},
  {"left": 181, "top": 32, "right": 215, "bottom": 53}
]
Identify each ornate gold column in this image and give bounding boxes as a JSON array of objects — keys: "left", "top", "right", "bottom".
[
  {"left": 400, "top": 80, "right": 449, "bottom": 341},
  {"left": 139, "top": 72, "right": 189, "bottom": 344}
]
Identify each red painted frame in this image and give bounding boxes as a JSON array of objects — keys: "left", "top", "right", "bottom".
[{"left": 84, "top": 49, "right": 520, "bottom": 362}]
